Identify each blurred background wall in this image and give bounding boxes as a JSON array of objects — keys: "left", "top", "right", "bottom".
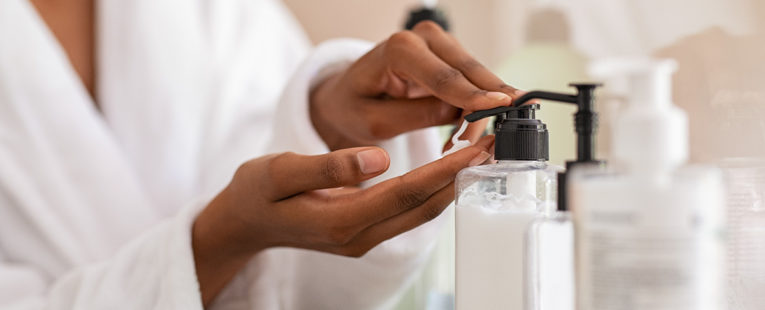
[
  {"left": 282, "top": 0, "right": 528, "bottom": 67},
  {"left": 283, "top": 0, "right": 765, "bottom": 165}
]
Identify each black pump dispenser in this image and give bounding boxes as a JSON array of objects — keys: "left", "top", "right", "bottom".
[
  {"left": 492, "top": 104, "right": 549, "bottom": 161},
  {"left": 465, "top": 83, "right": 604, "bottom": 211},
  {"left": 404, "top": 7, "right": 450, "bottom": 31}
]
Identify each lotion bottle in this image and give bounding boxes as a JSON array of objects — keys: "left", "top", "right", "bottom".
[{"left": 455, "top": 104, "right": 558, "bottom": 310}]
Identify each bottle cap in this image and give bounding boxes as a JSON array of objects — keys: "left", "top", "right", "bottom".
[{"left": 493, "top": 104, "right": 549, "bottom": 161}]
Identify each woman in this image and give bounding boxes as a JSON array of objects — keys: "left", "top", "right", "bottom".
[{"left": 0, "top": 0, "right": 520, "bottom": 308}]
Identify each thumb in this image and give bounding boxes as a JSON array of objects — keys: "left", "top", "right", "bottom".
[{"left": 263, "top": 147, "right": 390, "bottom": 200}]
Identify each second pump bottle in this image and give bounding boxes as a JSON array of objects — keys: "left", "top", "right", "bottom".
[{"left": 454, "top": 60, "right": 726, "bottom": 310}]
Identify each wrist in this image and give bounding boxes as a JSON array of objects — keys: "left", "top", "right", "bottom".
[{"left": 192, "top": 188, "right": 265, "bottom": 305}]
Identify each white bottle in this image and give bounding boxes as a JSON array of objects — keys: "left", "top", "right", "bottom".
[
  {"left": 455, "top": 104, "right": 558, "bottom": 310},
  {"left": 570, "top": 59, "right": 726, "bottom": 310}
]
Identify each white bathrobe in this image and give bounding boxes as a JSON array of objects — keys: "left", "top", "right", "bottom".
[{"left": 0, "top": 0, "right": 444, "bottom": 309}]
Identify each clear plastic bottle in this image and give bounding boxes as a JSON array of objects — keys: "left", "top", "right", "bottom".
[
  {"left": 455, "top": 160, "right": 558, "bottom": 310},
  {"left": 455, "top": 104, "right": 559, "bottom": 310}
]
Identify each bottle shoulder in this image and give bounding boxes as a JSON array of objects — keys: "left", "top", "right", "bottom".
[{"left": 457, "top": 161, "right": 560, "bottom": 179}]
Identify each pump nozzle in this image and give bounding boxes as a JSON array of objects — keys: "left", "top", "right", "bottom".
[{"left": 466, "top": 83, "right": 602, "bottom": 163}]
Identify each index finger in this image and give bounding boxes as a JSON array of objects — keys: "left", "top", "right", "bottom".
[
  {"left": 384, "top": 31, "right": 513, "bottom": 111},
  {"left": 335, "top": 135, "right": 494, "bottom": 227},
  {"left": 411, "top": 21, "right": 525, "bottom": 102}
]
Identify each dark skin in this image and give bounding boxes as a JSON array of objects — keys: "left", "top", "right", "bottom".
[{"left": 32, "top": 0, "right": 520, "bottom": 307}]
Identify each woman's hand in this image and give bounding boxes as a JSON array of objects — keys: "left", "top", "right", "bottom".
[
  {"left": 192, "top": 135, "right": 494, "bottom": 305},
  {"left": 310, "top": 21, "right": 524, "bottom": 151}
]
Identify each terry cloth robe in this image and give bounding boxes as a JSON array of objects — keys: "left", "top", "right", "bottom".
[{"left": 0, "top": 0, "right": 444, "bottom": 309}]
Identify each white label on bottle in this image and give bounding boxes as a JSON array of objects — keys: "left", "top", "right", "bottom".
[
  {"left": 574, "top": 182, "right": 725, "bottom": 310},
  {"left": 584, "top": 230, "right": 699, "bottom": 309}
]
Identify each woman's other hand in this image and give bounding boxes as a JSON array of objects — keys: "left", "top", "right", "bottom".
[{"left": 310, "top": 21, "right": 523, "bottom": 151}]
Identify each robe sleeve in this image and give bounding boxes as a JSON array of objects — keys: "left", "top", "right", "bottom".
[
  {"left": 0, "top": 203, "right": 205, "bottom": 310},
  {"left": 263, "top": 39, "right": 447, "bottom": 309},
  {"left": 267, "top": 38, "right": 371, "bottom": 156}
]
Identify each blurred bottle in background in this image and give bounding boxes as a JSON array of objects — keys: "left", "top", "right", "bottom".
[{"left": 656, "top": 3, "right": 765, "bottom": 307}]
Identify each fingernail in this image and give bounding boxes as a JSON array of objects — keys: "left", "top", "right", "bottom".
[
  {"left": 468, "top": 151, "right": 492, "bottom": 167},
  {"left": 486, "top": 91, "right": 511, "bottom": 102},
  {"left": 515, "top": 89, "right": 528, "bottom": 96},
  {"left": 357, "top": 149, "right": 388, "bottom": 174}
]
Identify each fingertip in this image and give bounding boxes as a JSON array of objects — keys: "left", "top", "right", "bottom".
[
  {"left": 468, "top": 151, "right": 492, "bottom": 167},
  {"left": 469, "top": 91, "right": 513, "bottom": 111},
  {"left": 357, "top": 147, "right": 390, "bottom": 175}
]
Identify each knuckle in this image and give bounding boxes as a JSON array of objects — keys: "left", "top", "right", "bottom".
[
  {"left": 321, "top": 155, "right": 346, "bottom": 185},
  {"left": 412, "top": 20, "right": 442, "bottom": 33},
  {"left": 500, "top": 84, "right": 518, "bottom": 92},
  {"left": 337, "top": 246, "right": 369, "bottom": 258},
  {"left": 263, "top": 152, "right": 294, "bottom": 180},
  {"left": 387, "top": 31, "right": 419, "bottom": 48},
  {"left": 230, "top": 159, "right": 260, "bottom": 192},
  {"left": 458, "top": 58, "right": 484, "bottom": 72},
  {"left": 323, "top": 222, "right": 355, "bottom": 246},
  {"left": 395, "top": 184, "right": 431, "bottom": 211},
  {"left": 234, "top": 159, "right": 257, "bottom": 178},
  {"left": 422, "top": 204, "right": 446, "bottom": 222},
  {"left": 469, "top": 89, "right": 489, "bottom": 100},
  {"left": 432, "top": 68, "right": 464, "bottom": 91},
  {"left": 325, "top": 229, "right": 351, "bottom": 246}
]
